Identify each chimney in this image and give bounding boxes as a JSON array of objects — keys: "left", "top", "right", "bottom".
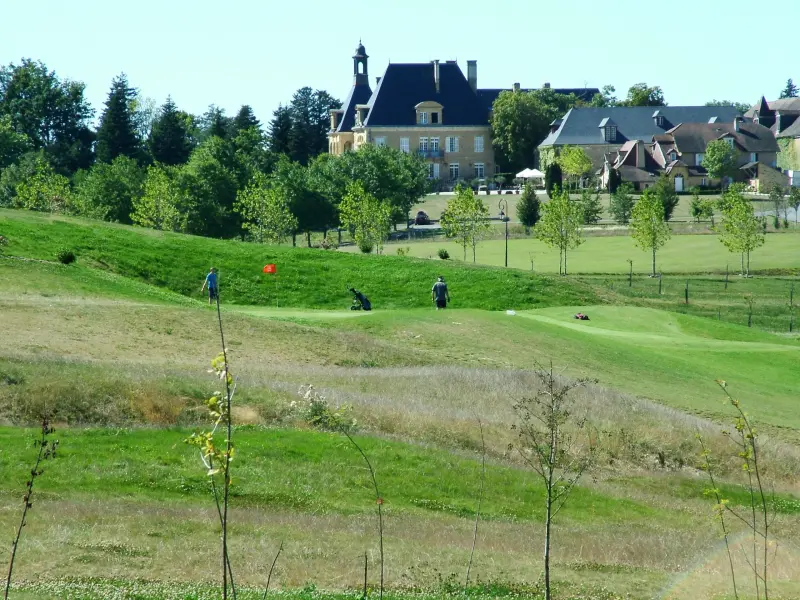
[
  {"left": 513, "top": 82, "right": 520, "bottom": 92},
  {"left": 734, "top": 115, "right": 742, "bottom": 132},
  {"left": 433, "top": 60, "right": 440, "bottom": 93},
  {"left": 543, "top": 82, "right": 551, "bottom": 89},
  {"left": 467, "top": 60, "right": 477, "bottom": 92},
  {"left": 776, "top": 112, "right": 782, "bottom": 134},
  {"left": 376, "top": 76, "right": 381, "bottom": 85}
]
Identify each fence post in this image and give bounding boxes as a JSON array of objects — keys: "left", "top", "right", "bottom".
[
  {"left": 627, "top": 259, "right": 633, "bottom": 287},
  {"left": 658, "top": 275, "right": 662, "bottom": 296},
  {"left": 363, "top": 552, "right": 368, "bottom": 600},
  {"left": 685, "top": 280, "right": 689, "bottom": 305}
]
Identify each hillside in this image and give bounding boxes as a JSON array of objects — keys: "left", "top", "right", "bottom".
[{"left": 0, "top": 209, "right": 598, "bottom": 310}]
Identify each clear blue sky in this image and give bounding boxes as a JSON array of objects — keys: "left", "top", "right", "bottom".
[{"left": 1, "top": 0, "right": 797, "bottom": 124}]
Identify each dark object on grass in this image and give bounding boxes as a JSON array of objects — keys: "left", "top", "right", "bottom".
[
  {"left": 574, "top": 312, "right": 589, "bottom": 320},
  {"left": 349, "top": 288, "right": 372, "bottom": 311},
  {"left": 437, "top": 248, "right": 450, "bottom": 260},
  {"left": 56, "top": 248, "right": 76, "bottom": 264},
  {"left": 414, "top": 210, "right": 431, "bottom": 225}
]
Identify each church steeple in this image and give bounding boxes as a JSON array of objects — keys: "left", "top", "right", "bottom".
[{"left": 353, "top": 40, "right": 369, "bottom": 86}]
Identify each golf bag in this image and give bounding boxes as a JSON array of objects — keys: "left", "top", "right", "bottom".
[{"left": 349, "top": 288, "right": 372, "bottom": 311}]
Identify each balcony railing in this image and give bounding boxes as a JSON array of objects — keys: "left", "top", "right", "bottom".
[{"left": 417, "top": 149, "right": 443, "bottom": 158}]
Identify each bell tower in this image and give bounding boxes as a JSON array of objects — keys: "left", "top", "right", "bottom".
[{"left": 353, "top": 40, "right": 369, "bottom": 86}]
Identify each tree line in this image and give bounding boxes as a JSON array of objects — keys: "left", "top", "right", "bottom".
[{"left": 0, "top": 58, "right": 428, "bottom": 244}]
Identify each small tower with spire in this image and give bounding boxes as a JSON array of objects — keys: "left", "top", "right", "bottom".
[{"left": 353, "top": 40, "right": 369, "bottom": 86}]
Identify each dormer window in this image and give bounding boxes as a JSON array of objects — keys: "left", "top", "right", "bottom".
[
  {"left": 419, "top": 112, "right": 428, "bottom": 125},
  {"left": 725, "top": 138, "right": 734, "bottom": 149},
  {"left": 431, "top": 112, "right": 439, "bottom": 124},
  {"left": 656, "top": 116, "right": 664, "bottom": 127},
  {"left": 669, "top": 151, "right": 677, "bottom": 162},
  {"left": 605, "top": 126, "right": 617, "bottom": 142}
]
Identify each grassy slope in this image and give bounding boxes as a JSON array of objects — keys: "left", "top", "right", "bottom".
[
  {"left": 0, "top": 209, "right": 597, "bottom": 310},
  {"left": 364, "top": 232, "right": 800, "bottom": 274}
]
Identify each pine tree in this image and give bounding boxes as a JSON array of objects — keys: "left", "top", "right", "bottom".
[
  {"left": 607, "top": 167, "right": 621, "bottom": 193},
  {"left": 268, "top": 105, "right": 292, "bottom": 155},
  {"left": 199, "top": 105, "right": 233, "bottom": 141},
  {"left": 233, "top": 105, "right": 260, "bottom": 133},
  {"left": 95, "top": 73, "right": 140, "bottom": 164},
  {"left": 516, "top": 182, "right": 541, "bottom": 233},
  {"left": 779, "top": 78, "right": 799, "bottom": 99},
  {"left": 148, "top": 97, "right": 193, "bottom": 165},
  {"left": 544, "top": 162, "right": 562, "bottom": 199},
  {"left": 609, "top": 182, "right": 635, "bottom": 224}
]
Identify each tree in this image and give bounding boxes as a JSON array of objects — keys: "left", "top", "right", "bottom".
[
  {"left": 13, "top": 160, "right": 72, "bottom": 213},
  {"left": 440, "top": 184, "right": 491, "bottom": 262},
  {"left": 130, "top": 94, "right": 158, "bottom": 144},
  {"left": 703, "top": 140, "right": 737, "bottom": 188},
  {"left": 131, "top": 165, "right": 186, "bottom": 231},
  {"left": 607, "top": 166, "right": 621, "bottom": 193},
  {"left": 630, "top": 189, "right": 671, "bottom": 276},
  {"left": 768, "top": 183, "right": 786, "bottom": 225},
  {"left": 706, "top": 99, "right": 751, "bottom": 114},
  {"left": 512, "top": 363, "right": 595, "bottom": 600},
  {"left": 718, "top": 186, "right": 765, "bottom": 276},
  {"left": 96, "top": 74, "right": 141, "bottom": 164},
  {"left": 0, "top": 59, "right": 95, "bottom": 174},
  {"left": 779, "top": 78, "right": 799, "bottom": 99},
  {"left": 653, "top": 174, "right": 680, "bottom": 221},
  {"left": 558, "top": 146, "right": 592, "bottom": 191},
  {"left": 544, "top": 162, "right": 562, "bottom": 199},
  {"left": 234, "top": 171, "right": 297, "bottom": 243},
  {"left": 590, "top": 85, "right": 617, "bottom": 108},
  {"left": 233, "top": 105, "right": 260, "bottom": 133},
  {"left": 0, "top": 151, "right": 47, "bottom": 207},
  {"left": 268, "top": 105, "right": 292, "bottom": 155},
  {"left": 620, "top": 83, "right": 666, "bottom": 107},
  {"left": 73, "top": 156, "right": 144, "bottom": 223},
  {"left": 790, "top": 187, "right": 800, "bottom": 225},
  {"left": 609, "top": 182, "right": 635, "bottom": 224},
  {"left": 517, "top": 182, "right": 541, "bottom": 233},
  {"left": 535, "top": 187, "right": 584, "bottom": 275},
  {"left": 338, "top": 180, "right": 392, "bottom": 253},
  {"left": 148, "top": 97, "right": 194, "bottom": 166},
  {"left": 199, "top": 105, "right": 234, "bottom": 141},
  {"left": 579, "top": 188, "right": 603, "bottom": 224},
  {"left": 491, "top": 89, "right": 579, "bottom": 173},
  {"left": 0, "top": 115, "right": 30, "bottom": 171},
  {"left": 286, "top": 88, "right": 341, "bottom": 165},
  {"left": 689, "top": 187, "right": 715, "bottom": 224}
]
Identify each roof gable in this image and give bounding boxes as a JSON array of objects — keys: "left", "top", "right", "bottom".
[{"left": 335, "top": 82, "right": 374, "bottom": 132}]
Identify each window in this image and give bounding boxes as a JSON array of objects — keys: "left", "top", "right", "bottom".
[
  {"left": 725, "top": 138, "right": 734, "bottom": 149},
  {"left": 449, "top": 163, "right": 459, "bottom": 180},
  {"left": 375, "top": 136, "right": 386, "bottom": 147},
  {"left": 419, "top": 137, "right": 428, "bottom": 152},
  {"left": 474, "top": 136, "right": 484, "bottom": 153},
  {"left": 669, "top": 151, "right": 677, "bottom": 162},
  {"left": 431, "top": 112, "right": 439, "bottom": 124},
  {"left": 695, "top": 153, "right": 704, "bottom": 166},
  {"left": 400, "top": 137, "right": 409, "bottom": 153},
  {"left": 446, "top": 136, "right": 459, "bottom": 153},
  {"left": 701, "top": 178, "right": 707, "bottom": 187},
  {"left": 750, "top": 152, "right": 758, "bottom": 163},
  {"left": 430, "top": 137, "right": 440, "bottom": 153},
  {"left": 428, "top": 163, "right": 440, "bottom": 179},
  {"left": 655, "top": 116, "right": 665, "bottom": 127},
  {"left": 605, "top": 126, "right": 617, "bottom": 142},
  {"left": 474, "top": 163, "right": 485, "bottom": 178},
  {"left": 419, "top": 112, "right": 428, "bottom": 125}
]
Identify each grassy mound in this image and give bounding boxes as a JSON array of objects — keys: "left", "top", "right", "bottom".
[{"left": 0, "top": 210, "right": 598, "bottom": 310}]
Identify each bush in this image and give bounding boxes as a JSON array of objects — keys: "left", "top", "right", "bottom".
[
  {"left": 396, "top": 246, "right": 411, "bottom": 256},
  {"left": 0, "top": 235, "right": 8, "bottom": 253},
  {"left": 358, "top": 240, "right": 374, "bottom": 254},
  {"left": 292, "top": 385, "right": 356, "bottom": 433},
  {"left": 437, "top": 248, "right": 450, "bottom": 260},
  {"left": 56, "top": 248, "right": 76, "bottom": 264}
]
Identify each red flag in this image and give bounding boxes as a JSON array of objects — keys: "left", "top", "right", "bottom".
[{"left": 263, "top": 264, "right": 276, "bottom": 274}]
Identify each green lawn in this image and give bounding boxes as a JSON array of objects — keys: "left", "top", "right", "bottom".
[{"left": 371, "top": 232, "right": 800, "bottom": 274}]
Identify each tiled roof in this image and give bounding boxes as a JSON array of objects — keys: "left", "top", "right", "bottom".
[
  {"left": 335, "top": 82, "right": 374, "bottom": 133},
  {"left": 362, "top": 62, "right": 488, "bottom": 127},
  {"left": 540, "top": 106, "right": 742, "bottom": 147},
  {"left": 668, "top": 121, "right": 779, "bottom": 153}
]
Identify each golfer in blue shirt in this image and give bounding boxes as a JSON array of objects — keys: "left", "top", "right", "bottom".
[{"left": 201, "top": 267, "right": 218, "bottom": 304}]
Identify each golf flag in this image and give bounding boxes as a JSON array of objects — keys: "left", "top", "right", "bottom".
[{"left": 263, "top": 264, "right": 276, "bottom": 274}]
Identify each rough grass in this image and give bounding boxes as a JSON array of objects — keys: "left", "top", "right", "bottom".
[{"left": 0, "top": 209, "right": 598, "bottom": 310}]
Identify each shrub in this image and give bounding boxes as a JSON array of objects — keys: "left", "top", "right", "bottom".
[
  {"left": 396, "top": 246, "right": 411, "bottom": 256},
  {"left": 358, "top": 240, "right": 374, "bottom": 254},
  {"left": 0, "top": 235, "right": 8, "bottom": 253},
  {"left": 55, "top": 248, "right": 76, "bottom": 264},
  {"left": 292, "top": 385, "right": 356, "bottom": 432},
  {"left": 437, "top": 248, "right": 450, "bottom": 260}
]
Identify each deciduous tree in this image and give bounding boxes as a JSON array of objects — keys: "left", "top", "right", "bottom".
[
  {"left": 234, "top": 172, "right": 297, "bottom": 243},
  {"left": 703, "top": 140, "right": 737, "bottom": 188},
  {"left": 73, "top": 156, "right": 144, "bottom": 223},
  {"left": 131, "top": 165, "right": 186, "bottom": 231},
  {"left": 620, "top": 83, "right": 665, "bottom": 107},
  {"left": 706, "top": 99, "right": 752, "bottom": 114},
  {"left": 0, "top": 115, "right": 30, "bottom": 171},
  {"left": 558, "top": 146, "right": 592, "bottom": 191},
  {"left": 544, "top": 162, "right": 562, "bottom": 199},
  {"left": 719, "top": 186, "right": 765, "bottom": 276},
  {"left": 13, "top": 160, "right": 72, "bottom": 213},
  {"left": 535, "top": 187, "right": 584, "bottom": 274},
  {"left": 630, "top": 188, "right": 671, "bottom": 276},
  {"left": 590, "top": 85, "right": 618, "bottom": 108},
  {"left": 653, "top": 174, "right": 679, "bottom": 221},
  {"left": 339, "top": 179, "right": 392, "bottom": 253},
  {"left": 440, "top": 184, "right": 491, "bottom": 262}
]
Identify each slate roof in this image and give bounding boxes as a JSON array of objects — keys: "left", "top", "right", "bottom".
[
  {"left": 777, "top": 118, "right": 800, "bottom": 138},
  {"left": 334, "top": 81, "right": 374, "bottom": 133},
  {"left": 476, "top": 87, "right": 599, "bottom": 113},
  {"left": 745, "top": 97, "right": 800, "bottom": 117},
  {"left": 362, "top": 62, "right": 488, "bottom": 127},
  {"left": 667, "top": 121, "right": 779, "bottom": 153},
  {"left": 540, "top": 106, "right": 742, "bottom": 147}
]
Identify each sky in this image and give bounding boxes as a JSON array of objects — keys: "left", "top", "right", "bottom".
[{"left": 2, "top": 0, "right": 798, "bottom": 125}]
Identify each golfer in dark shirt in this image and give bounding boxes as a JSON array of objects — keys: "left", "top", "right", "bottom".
[{"left": 431, "top": 276, "right": 450, "bottom": 310}]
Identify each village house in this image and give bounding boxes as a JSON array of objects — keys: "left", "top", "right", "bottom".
[
  {"left": 746, "top": 96, "right": 800, "bottom": 186},
  {"left": 328, "top": 42, "right": 597, "bottom": 185},
  {"left": 600, "top": 116, "right": 783, "bottom": 192}
]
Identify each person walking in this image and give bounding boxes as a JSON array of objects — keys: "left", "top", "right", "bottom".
[
  {"left": 201, "top": 267, "right": 218, "bottom": 305},
  {"left": 431, "top": 276, "right": 450, "bottom": 310}
]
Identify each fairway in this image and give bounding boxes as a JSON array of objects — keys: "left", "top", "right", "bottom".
[{"left": 370, "top": 232, "right": 800, "bottom": 274}]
